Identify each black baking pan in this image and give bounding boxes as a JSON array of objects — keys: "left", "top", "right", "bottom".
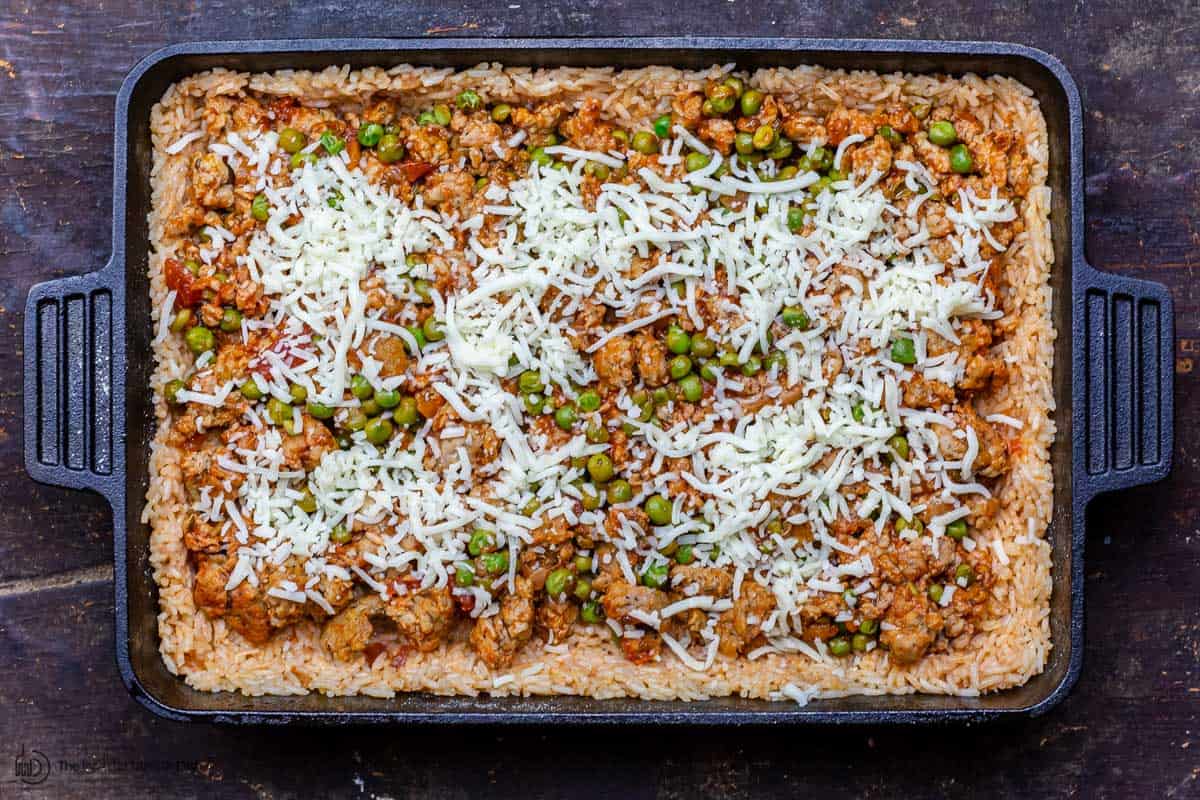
[{"left": 22, "top": 37, "right": 1174, "bottom": 724}]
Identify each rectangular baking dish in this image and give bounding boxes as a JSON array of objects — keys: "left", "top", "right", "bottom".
[{"left": 22, "top": 37, "right": 1174, "bottom": 724}]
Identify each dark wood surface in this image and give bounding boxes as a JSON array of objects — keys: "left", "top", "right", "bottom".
[{"left": 1, "top": 2, "right": 1197, "bottom": 798}]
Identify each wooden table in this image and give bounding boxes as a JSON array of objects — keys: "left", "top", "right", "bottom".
[{"left": 1, "top": 2, "right": 1196, "bottom": 797}]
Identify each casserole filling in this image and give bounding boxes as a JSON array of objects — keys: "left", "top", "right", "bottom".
[{"left": 148, "top": 65, "right": 1053, "bottom": 695}]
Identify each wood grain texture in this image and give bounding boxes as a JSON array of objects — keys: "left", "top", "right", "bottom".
[{"left": 0, "top": 1, "right": 1196, "bottom": 798}]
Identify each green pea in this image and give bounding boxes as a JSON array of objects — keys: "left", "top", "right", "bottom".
[
  {"left": 456, "top": 90, "right": 481, "bottom": 111},
  {"left": 582, "top": 424, "right": 607, "bottom": 445},
  {"left": 297, "top": 488, "right": 318, "bottom": 514},
  {"left": 482, "top": 551, "right": 509, "bottom": 575},
  {"left": 927, "top": 583, "right": 944, "bottom": 603},
  {"left": 528, "top": 146, "right": 553, "bottom": 167},
  {"left": 361, "top": 398, "right": 381, "bottom": 417},
  {"left": 413, "top": 279, "right": 433, "bottom": 304},
  {"left": 394, "top": 396, "right": 420, "bottom": 426},
  {"left": 169, "top": 308, "right": 193, "bottom": 334},
  {"left": 652, "top": 387, "right": 670, "bottom": 406},
  {"left": 641, "top": 562, "right": 669, "bottom": 589},
  {"left": 422, "top": 315, "right": 445, "bottom": 343},
  {"left": 357, "top": 122, "right": 384, "bottom": 147},
  {"left": 404, "top": 325, "right": 427, "bottom": 354},
  {"left": 665, "top": 324, "right": 691, "bottom": 355},
  {"left": 859, "top": 618, "right": 879, "bottom": 636},
  {"left": 878, "top": 124, "right": 902, "bottom": 146},
  {"left": 607, "top": 479, "right": 633, "bottom": 504},
  {"left": 341, "top": 411, "right": 367, "bottom": 432},
  {"left": 949, "top": 143, "right": 974, "bottom": 174},
  {"left": 523, "top": 392, "right": 545, "bottom": 416},
  {"left": 928, "top": 120, "right": 957, "bottom": 147},
  {"left": 946, "top": 519, "right": 968, "bottom": 540},
  {"left": 330, "top": 523, "right": 351, "bottom": 544},
  {"left": 350, "top": 374, "right": 374, "bottom": 401},
  {"left": 611, "top": 129, "right": 629, "bottom": 144},
  {"left": 698, "top": 360, "right": 720, "bottom": 382},
  {"left": 554, "top": 403, "right": 577, "bottom": 431},
  {"left": 377, "top": 133, "right": 404, "bottom": 163},
  {"left": 675, "top": 544, "right": 695, "bottom": 565},
  {"left": 810, "top": 146, "right": 834, "bottom": 172},
  {"left": 682, "top": 335, "right": 712, "bottom": 360},
  {"left": 786, "top": 206, "right": 805, "bottom": 233},
  {"left": 679, "top": 374, "right": 703, "bottom": 403},
  {"left": 631, "top": 130, "right": 659, "bottom": 155},
  {"left": 741, "top": 356, "right": 762, "bottom": 377},
  {"left": 468, "top": 528, "right": 495, "bottom": 557},
  {"left": 368, "top": 390, "right": 397, "bottom": 410},
  {"left": 851, "top": 403, "right": 866, "bottom": 423},
  {"left": 240, "top": 380, "right": 264, "bottom": 401},
  {"left": 163, "top": 378, "right": 186, "bottom": 405},
  {"left": 828, "top": 637, "right": 851, "bottom": 657},
  {"left": 644, "top": 495, "right": 673, "bottom": 526},
  {"left": 781, "top": 305, "right": 810, "bottom": 329},
  {"left": 718, "top": 351, "right": 741, "bottom": 367},
  {"left": 185, "top": 326, "right": 214, "bottom": 354},
  {"left": 432, "top": 104, "right": 452, "bottom": 126},
  {"left": 740, "top": 88, "right": 764, "bottom": 117},
  {"left": 890, "top": 337, "right": 917, "bottom": 365},
  {"left": 767, "top": 137, "right": 793, "bottom": 160},
  {"left": 734, "top": 131, "right": 755, "bottom": 156},
  {"left": 455, "top": 565, "right": 474, "bottom": 587},
  {"left": 251, "top": 193, "right": 270, "bottom": 222},
  {"left": 289, "top": 151, "right": 318, "bottom": 169},
  {"left": 306, "top": 400, "right": 334, "bottom": 419},
  {"left": 668, "top": 355, "right": 693, "bottom": 380},
  {"left": 545, "top": 568, "right": 573, "bottom": 597},
  {"left": 267, "top": 396, "right": 292, "bottom": 426},
  {"left": 319, "top": 131, "right": 345, "bottom": 156},
  {"left": 574, "top": 555, "right": 593, "bottom": 573},
  {"left": 522, "top": 498, "right": 541, "bottom": 517},
  {"left": 578, "top": 389, "right": 601, "bottom": 412},
  {"left": 219, "top": 307, "right": 242, "bottom": 333},
  {"left": 808, "top": 176, "right": 833, "bottom": 196},
  {"left": 911, "top": 102, "right": 931, "bottom": 120},
  {"left": 852, "top": 633, "right": 870, "bottom": 652},
  {"left": 708, "top": 84, "right": 736, "bottom": 114},
  {"left": 574, "top": 577, "right": 593, "bottom": 601},
  {"left": 288, "top": 383, "right": 307, "bottom": 404},
  {"left": 723, "top": 76, "right": 745, "bottom": 97},
  {"left": 581, "top": 600, "right": 604, "bottom": 623},
  {"left": 888, "top": 435, "right": 910, "bottom": 460},
  {"left": 278, "top": 127, "right": 306, "bottom": 153},
  {"left": 513, "top": 371, "right": 547, "bottom": 395},
  {"left": 685, "top": 151, "right": 710, "bottom": 173},
  {"left": 584, "top": 161, "right": 610, "bottom": 180},
  {"left": 587, "top": 453, "right": 614, "bottom": 483},
  {"left": 579, "top": 483, "right": 603, "bottom": 511},
  {"left": 490, "top": 103, "right": 512, "bottom": 123},
  {"left": 653, "top": 114, "right": 672, "bottom": 138}
]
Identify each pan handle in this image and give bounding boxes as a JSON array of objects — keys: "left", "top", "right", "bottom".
[
  {"left": 1074, "top": 262, "right": 1174, "bottom": 504},
  {"left": 23, "top": 257, "right": 125, "bottom": 505}
]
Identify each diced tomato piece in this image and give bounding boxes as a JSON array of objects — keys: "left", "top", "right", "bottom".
[
  {"left": 164, "top": 257, "right": 202, "bottom": 309},
  {"left": 396, "top": 161, "right": 436, "bottom": 183}
]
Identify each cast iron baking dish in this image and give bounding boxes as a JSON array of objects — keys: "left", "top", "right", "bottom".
[{"left": 23, "top": 37, "right": 1174, "bottom": 724}]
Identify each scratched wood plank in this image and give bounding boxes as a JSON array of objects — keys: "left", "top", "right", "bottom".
[{"left": 0, "top": 0, "right": 1196, "bottom": 798}]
